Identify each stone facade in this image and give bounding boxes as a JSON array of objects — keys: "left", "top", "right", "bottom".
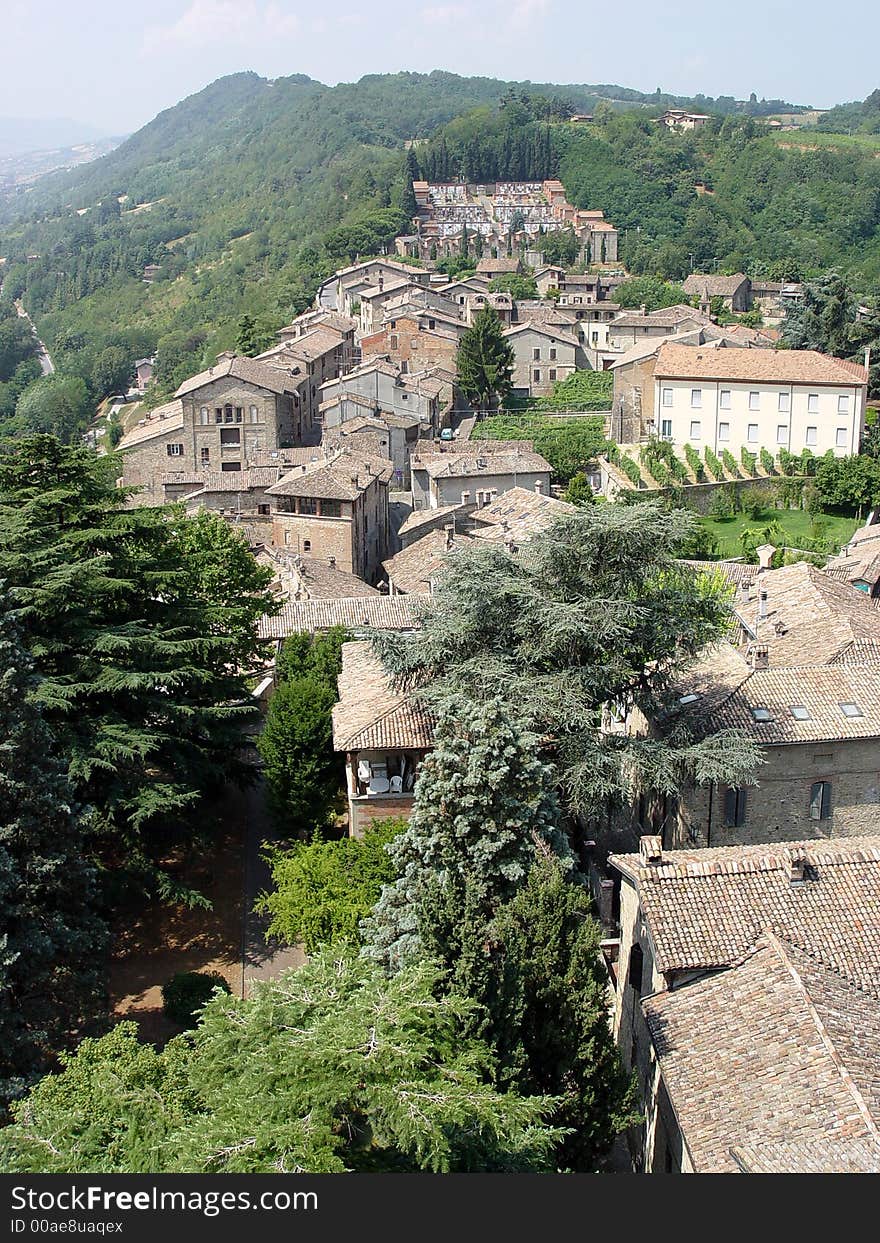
[
  {"left": 504, "top": 323, "right": 582, "bottom": 397},
  {"left": 360, "top": 316, "right": 460, "bottom": 372}
]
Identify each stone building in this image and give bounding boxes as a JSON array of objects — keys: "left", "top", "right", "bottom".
[
  {"left": 360, "top": 314, "right": 461, "bottom": 373},
  {"left": 382, "top": 525, "right": 476, "bottom": 595},
  {"left": 503, "top": 322, "right": 583, "bottom": 396},
  {"left": 409, "top": 440, "right": 553, "bottom": 511},
  {"left": 316, "top": 258, "right": 431, "bottom": 313},
  {"left": 265, "top": 450, "right": 392, "bottom": 582},
  {"left": 652, "top": 342, "right": 868, "bottom": 457},
  {"left": 824, "top": 522, "right": 880, "bottom": 596},
  {"left": 682, "top": 272, "right": 752, "bottom": 313},
  {"left": 319, "top": 358, "right": 449, "bottom": 437},
  {"left": 608, "top": 834, "right": 880, "bottom": 1172},
  {"left": 332, "top": 640, "right": 434, "bottom": 837}
]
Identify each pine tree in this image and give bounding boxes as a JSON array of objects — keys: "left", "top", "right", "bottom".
[
  {"left": 370, "top": 503, "right": 761, "bottom": 819},
  {"left": 0, "top": 951, "right": 563, "bottom": 1173},
  {"left": 454, "top": 306, "right": 515, "bottom": 413},
  {"left": 361, "top": 699, "right": 572, "bottom": 971},
  {"left": 468, "top": 850, "right": 639, "bottom": 1170},
  {"left": 0, "top": 594, "right": 107, "bottom": 1109},
  {"left": 0, "top": 437, "right": 277, "bottom": 895}
]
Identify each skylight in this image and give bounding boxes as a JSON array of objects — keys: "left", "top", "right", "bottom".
[
  {"left": 679, "top": 693, "right": 702, "bottom": 705},
  {"left": 790, "top": 705, "right": 811, "bottom": 721},
  {"left": 840, "top": 702, "right": 863, "bottom": 718},
  {"left": 751, "top": 707, "right": 773, "bottom": 723}
]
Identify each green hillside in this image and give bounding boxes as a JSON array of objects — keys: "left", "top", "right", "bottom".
[{"left": 0, "top": 72, "right": 878, "bottom": 433}]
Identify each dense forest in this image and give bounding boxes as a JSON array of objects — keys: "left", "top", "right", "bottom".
[{"left": 1, "top": 73, "right": 879, "bottom": 435}]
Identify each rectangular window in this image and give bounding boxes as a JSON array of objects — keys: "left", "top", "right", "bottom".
[
  {"left": 719, "top": 389, "right": 731, "bottom": 409},
  {"left": 806, "top": 426, "right": 817, "bottom": 446},
  {"left": 777, "top": 424, "right": 788, "bottom": 444},
  {"left": 549, "top": 347, "right": 557, "bottom": 361},
  {"left": 690, "top": 420, "right": 701, "bottom": 440},
  {"left": 809, "top": 780, "right": 832, "bottom": 821},
  {"left": 321, "top": 499, "right": 342, "bottom": 518},
  {"left": 533, "top": 369, "right": 542, "bottom": 383},
  {"left": 220, "top": 462, "right": 241, "bottom": 472},
  {"left": 838, "top": 394, "right": 850, "bottom": 414},
  {"left": 533, "top": 347, "right": 541, "bottom": 361},
  {"left": 297, "top": 497, "right": 318, "bottom": 515},
  {"left": 690, "top": 389, "right": 702, "bottom": 408},
  {"left": 215, "top": 410, "right": 223, "bottom": 424},
  {"left": 628, "top": 944, "right": 644, "bottom": 997},
  {"left": 224, "top": 407, "right": 234, "bottom": 423},
  {"left": 778, "top": 391, "right": 790, "bottom": 413},
  {"left": 748, "top": 391, "right": 760, "bottom": 411},
  {"left": 718, "top": 422, "right": 730, "bottom": 442},
  {"left": 807, "top": 393, "right": 819, "bottom": 413},
  {"left": 747, "top": 423, "right": 759, "bottom": 443},
  {"left": 166, "top": 443, "right": 184, "bottom": 457},
  {"left": 235, "top": 407, "right": 243, "bottom": 422},
  {"left": 220, "top": 428, "right": 241, "bottom": 445},
  {"left": 723, "top": 787, "right": 748, "bottom": 827},
  {"left": 549, "top": 369, "right": 557, "bottom": 381},
  {"left": 257, "top": 504, "right": 270, "bottom": 516},
  {"left": 836, "top": 427, "right": 848, "bottom": 448},
  {"left": 390, "top": 334, "right": 399, "bottom": 350},
  {"left": 660, "top": 418, "right": 672, "bottom": 438},
  {"left": 662, "top": 388, "right": 673, "bottom": 407},
  {"left": 200, "top": 447, "right": 210, "bottom": 465}
]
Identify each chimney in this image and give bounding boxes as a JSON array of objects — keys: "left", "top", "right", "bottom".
[
  {"left": 749, "top": 643, "right": 769, "bottom": 670},
  {"left": 640, "top": 303, "right": 647, "bottom": 316},
  {"left": 789, "top": 851, "right": 807, "bottom": 887},
  {"left": 639, "top": 835, "right": 663, "bottom": 866},
  {"left": 758, "top": 587, "right": 768, "bottom": 619},
  {"left": 445, "top": 523, "right": 454, "bottom": 550},
  {"left": 865, "top": 346, "right": 871, "bottom": 376},
  {"left": 756, "top": 543, "right": 776, "bottom": 572},
  {"left": 328, "top": 556, "right": 336, "bottom": 569},
  {"left": 740, "top": 578, "right": 753, "bottom": 602},
  {"left": 535, "top": 479, "right": 543, "bottom": 493}
]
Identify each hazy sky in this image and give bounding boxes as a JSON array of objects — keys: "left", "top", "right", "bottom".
[{"left": 4, "top": 0, "right": 879, "bottom": 134}]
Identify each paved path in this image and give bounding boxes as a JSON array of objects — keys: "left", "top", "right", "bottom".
[
  {"left": 239, "top": 774, "right": 306, "bottom": 995},
  {"left": 13, "top": 296, "right": 54, "bottom": 374}
]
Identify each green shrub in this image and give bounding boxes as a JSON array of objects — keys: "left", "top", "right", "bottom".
[
  {"left": 708, "top": 488, "right": 735, "bottom": 520},
  {"left": 760, "top": 447, "right": 775, "bottom": 475},
  {"left": 721, "top": 449, "right": 739, "bottom": 477},
  {"left": 740, "top": 446, "right": 758, "bottom": 475},
  {"left": 704, "top": 448, "right": 724, "bottom": 481},
  {"left": 618, "top": 455, "right": 642, "bottom": 486},
  {"left": 684, "top": 443, "right": 704, "bottom": 481},
  {"left": 743, "top": 484, "right": 775, "bottom": 521},
  {"left": 162, "top": 971, "right": 231, "bottom": 1027}
]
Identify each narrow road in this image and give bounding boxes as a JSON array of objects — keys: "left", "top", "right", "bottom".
[{"left": 13, "top": 295, "right": 54, "bottom": 374}]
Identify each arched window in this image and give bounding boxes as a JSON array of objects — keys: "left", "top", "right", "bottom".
[{"left": 249, "top": 405, "right": 259, "bottom": 422}]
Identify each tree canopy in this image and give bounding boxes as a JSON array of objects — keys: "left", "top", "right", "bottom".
[{"left": 455, "top": 307, "right": 515, "bottom": 412}]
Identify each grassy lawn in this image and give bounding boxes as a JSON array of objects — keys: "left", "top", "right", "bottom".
[{"left": 699, "top": 508, "right": 860, "bottom": 558}]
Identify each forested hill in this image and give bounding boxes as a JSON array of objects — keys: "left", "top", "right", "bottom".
[{"left": 0, "top": 70, "right": 874, "bottom": 427}]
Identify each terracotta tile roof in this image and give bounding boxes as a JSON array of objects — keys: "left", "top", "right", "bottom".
[
  {"left": 731, "top": 1139, "right": 880, "bottom": 1174},
  {"left": 732, "top": 561, "right": 880, "bottom": 664},
  {"left": 117, "top": 400, "right": 184, "bottom": 449},
  {"left": 503, "top": 322, "right": 580, "bottom": 349},
  {"left": 383, "top": 528, "right": 475, "bottom": 594},
  {"left": 265, "top": 451, "right": 393, "bottom": 500},
  {"left": 331, "top": 640, "right": 434, "bottom": 751},
  {"left": 825, "top": 523, "right": 880, "bottom": 589},
  {"left": 682, "top": 272, "right": 750, "bottom": 297},
  {"left": 655, "top": 342, "right": 868, "bottom": 385},
  {"left": 411, "top": 440, "right": 552, "bottom": 480},
  {"left": 476, "top": 258, "right": 520, "bottom": 274},
  {"left": 611, "top": 835, "right": 880, "bottom": 989},
  {"left": 644, "top": 934, "right": 880, "bottom": 1173},
  {"left": 258, "top": 596, "right": 425, "bottom": 639},
  {"left": 174, "top": 355, "right": 298, "bottom": 398},
  {"left": 276, "top": 310, "right": 357, "bottom": 337},
  {"left": 470, "top": 486, "right": 575, "bottom": 542},
  {"left": 246, "top": 448, "right": 329, "bottom": 469},
  {"left": 397, "top": 502, "right": 471, "bottom": 538},
  {"left": 679, "top": 557, "right": 756, "bottom": 586},
  {"left": 688, "top": 660, "right": 880, "bottom": 743},
  {"left": 283, "top": 557, "right": 380, "bottom": 601},
  {"left": 611, "top": 304, "right": 710, "bottom": 330}
]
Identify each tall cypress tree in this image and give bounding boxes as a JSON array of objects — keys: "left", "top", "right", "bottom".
[
  {"left": 0, "top": 593, "right": 106, "bottom": 1108},
  {"left": 454, "top": 306, "right": 515, "bottom": 413}
]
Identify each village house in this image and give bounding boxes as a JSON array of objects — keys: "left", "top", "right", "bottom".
[
  {"left": 258, "top": 594, "right": 424, "bottom": 650},
  {"left": 319, "top": 357, "right": 449, "bottom": 437},
  {"left": 396, "top": 501, "right": 474, "bottom": 548},
  {"left": 607, "top": 834, "right": 880, "bottom": 1173},
  {"left": 468, "top": 485, "right": 576, "bottom": 545},
  {"left": 255, "top": 545, "right": 380, "bottom": 604},
  {"left": 357, "top": 279, "right": 426, "bottom": 335},
  {"left": 504, "top": 322, "right": 583, "bottom": 396},
  {"left": 360, "top": 313, "right": 461, "bottom": 373},
  {"left": 410, "top": 440, "right": 553, "bottom": 511},
  {"left": 607, "top": 304, "right": 712, "bottom": 353},
  {"left": 316, "top": 258, "right": 432, "bottom": 313},
  {"left": 265, "top": 449, "right": 392, "bottom": 582},
  {"left": 324, "top": 408, "right": 422, "bottom": 489},
  {"left": 603, "top": 559, "right": 880, "bottom": 858},
  {"left": 133, "top": 356, "right": 155, "bottom": 391},
  {"left": 332, "top": 640, "right": 434, "bottom": 837},
  {"left": 681, "top": 272, "right": 752, "bottom": 313},
  {"left": 275, "top": 308, "right": 358, "bottom": 371},
  {"left": 658, "top": 109, "right": 712, "bottom": 131},
  {"left": 476, "top": 256, "right": 522, "bottom": 278},
  {"left": 382, "top": 525, "right": 476, "bottom": 595},
  {"left": 825, "top": 522, "right": 880, "bottom": 596},
  {"left": 652, "top": 342, "right": 867, "bottom": 456}
]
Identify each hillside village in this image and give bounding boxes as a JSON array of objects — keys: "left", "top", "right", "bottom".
[{"left": 84, "top": 172, "right": 880, "bottom": 1174}]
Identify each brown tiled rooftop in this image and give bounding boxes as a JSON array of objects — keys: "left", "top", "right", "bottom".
[
  {"left": 258, "top": 595, "right": 425, "bottom": 639},
  {"left": 655, "top": 342, "right": 868, "bottom": 385},
  {"left": 644, "top": 934, "right": 880, "bottom": 1173},
  {"left": 331, "top": 640, "right": 434, "bottom": 751}
]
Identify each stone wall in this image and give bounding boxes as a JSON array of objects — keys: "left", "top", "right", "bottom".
[{"left": 349, "top": 794, "right": 414, "bottom": 839}]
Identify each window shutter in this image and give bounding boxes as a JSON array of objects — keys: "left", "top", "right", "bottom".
[
  {"left": 724, "top": 787, "right": 737, "bottom": 826},
  {"left": 736, "top": 788, "right": 747, "bottom": 827},
  {"left": 809, "top": 782, "right": 823, "bottom": 820},
  {"left": 821, "top": 781, "right": 832, "bottom": 820}
]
